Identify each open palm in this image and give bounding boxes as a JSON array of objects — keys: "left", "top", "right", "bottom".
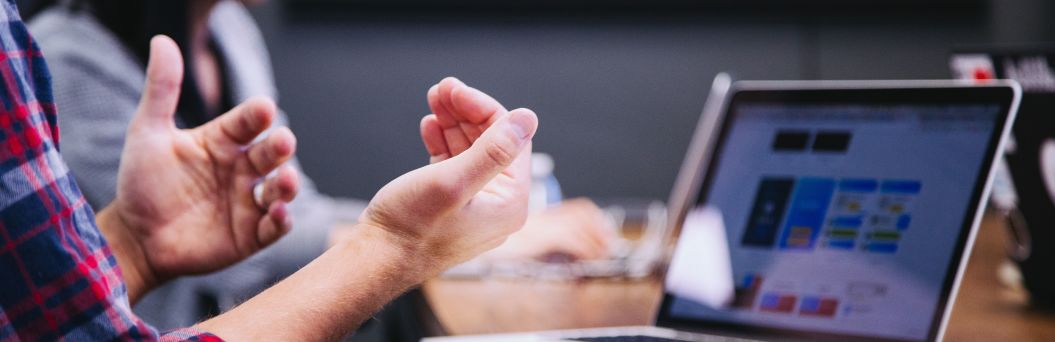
[{"left": 107, "top": 36, "right": 299, "bottom": 286}]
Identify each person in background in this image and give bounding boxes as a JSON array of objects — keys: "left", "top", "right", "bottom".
[{"left": 27, "top": 0, "right": 615, "bottom": 339}]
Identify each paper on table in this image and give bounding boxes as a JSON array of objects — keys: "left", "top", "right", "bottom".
[{"left": 665, "top": 206, "right": 734, "bottom": 308}]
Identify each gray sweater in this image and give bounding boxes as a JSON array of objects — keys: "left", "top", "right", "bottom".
[{"left": 29, "top": 1, "right": 366, "bottom": 330}]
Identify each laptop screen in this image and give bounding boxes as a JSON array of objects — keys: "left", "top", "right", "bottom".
[{"left": 659, "top": 85, "right": 1015, "bottom": 342}]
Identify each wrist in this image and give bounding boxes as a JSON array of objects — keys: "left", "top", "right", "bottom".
[
  {"left": 96, "top": 205, "right": 159, "bottom": 304},
  {"left": 197, "top": 223, "right": 442, "bottom": 341},
  {"left": 339, "top": 223, "right": 440, "bottom": 284}
]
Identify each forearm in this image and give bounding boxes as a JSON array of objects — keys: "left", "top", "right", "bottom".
[
  {"left": 194, "top": 225, "right": 433, "bottom": 341},
  {"left": 95, "top": 205, "right": 156, "bottom": 304}
]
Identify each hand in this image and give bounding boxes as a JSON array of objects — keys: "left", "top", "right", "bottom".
[
  {"left": 487, "top": 198, "right": 617, "bottom": 261},
  {"left": 356, "top": 77, "right": 539, "bottom": 274},
  {"left": 195, "top": 79, "right": 535, "bottom": 340},
  {"left": 96, "top": 36, "right": 299, "bottom": 302}
]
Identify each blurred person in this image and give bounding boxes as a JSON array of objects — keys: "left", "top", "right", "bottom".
[{"left": 27, "top": 0, "right": 614, "bottom": 338}]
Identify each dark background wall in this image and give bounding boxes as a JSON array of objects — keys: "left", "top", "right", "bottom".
[{"left": 242, "top": 1, "right": 1052, "bottom": 203}]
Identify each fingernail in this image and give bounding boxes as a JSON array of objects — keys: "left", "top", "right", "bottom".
[{"left": 507, "top": 110, "right": 536, "bottom": 141}]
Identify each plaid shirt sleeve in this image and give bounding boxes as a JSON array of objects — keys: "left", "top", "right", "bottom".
[{"left": 0, "top": 2, "right": 221, "bottom": 341}]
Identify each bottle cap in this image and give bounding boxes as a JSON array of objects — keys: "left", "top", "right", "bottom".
[{"left": 531, "top": 152, "right": 555, "bottom": 178}]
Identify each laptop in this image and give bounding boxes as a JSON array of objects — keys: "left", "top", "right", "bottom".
[{"left": 425, "top": 77, "right": 1021, "bottom": 342}]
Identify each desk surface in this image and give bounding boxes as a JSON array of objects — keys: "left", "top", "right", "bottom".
[{"left": 424, "top": 214, "right": 1055, "bottom": 340}]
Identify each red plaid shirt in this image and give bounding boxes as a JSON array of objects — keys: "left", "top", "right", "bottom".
[{"left": 0, "top": 2, "right": 220, "bottom": 340}]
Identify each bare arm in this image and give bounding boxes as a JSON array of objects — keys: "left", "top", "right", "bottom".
[
  {"left": 102, "top": 36, "right": 536, "bottom": 339},
  {"left": 196, "top": 227, "right": 424, "bottom": 341}
]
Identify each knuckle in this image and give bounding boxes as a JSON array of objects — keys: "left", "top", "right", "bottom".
[
  {"left": 240, "top": 110, "right": 261, "bottom": 132},
  {"left": 148, "top": 74, "right": 180, "bottom": 93},
  {"left": 484, "top": 140, "right": 516, "bottom": 167}
]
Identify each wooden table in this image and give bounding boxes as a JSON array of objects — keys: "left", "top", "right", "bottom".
[
  {"left": 942, "top": 214, "right": 1055, "bottom": 341},
  {"left": 424, "top": 214, "right": 1055, "bottom": 340}
]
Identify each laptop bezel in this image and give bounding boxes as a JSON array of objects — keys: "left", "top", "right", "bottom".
[{"left": 655, "top": 80, "right": 1022, "bottom": 342}]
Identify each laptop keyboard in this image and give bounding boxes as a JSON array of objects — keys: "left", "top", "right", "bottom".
[{"left": 571, "top": 336, "right": 689, "bottom": 342}]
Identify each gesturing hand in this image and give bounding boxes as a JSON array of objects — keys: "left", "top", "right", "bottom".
[
  {"left": 192, "top": 79, "right": 532, "bottom": 340},
  {"left": 357, "top": 78, "right": 538, "bottom": 274},
  {"left": 96, "top": 36, "right": 299, "bottom": 302}
]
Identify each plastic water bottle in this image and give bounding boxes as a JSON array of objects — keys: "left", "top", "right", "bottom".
[{"left": 530, "top": 153, "right": 563, "bottom": 213}]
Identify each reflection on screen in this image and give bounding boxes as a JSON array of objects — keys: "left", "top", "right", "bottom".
[{"left": 667, "top": 103, "right": 1000, "bottom": 341}]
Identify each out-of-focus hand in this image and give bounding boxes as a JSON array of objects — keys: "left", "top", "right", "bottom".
[
  {"left": 486, "top": 198, "right": 617, "bottom": 262},
  {"left": 96, "top": 36, "right": 299, "bottom": 302},
  {"left": 356, "top": 77, "right": 538, "bottom": 275}
]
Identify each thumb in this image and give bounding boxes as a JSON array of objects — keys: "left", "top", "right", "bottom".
[
  {"left": 132, "top": 35, "right": 183, "bottom": 131},
  {"left": 441, "top": 108, "right": 538, "bottom": 198}
]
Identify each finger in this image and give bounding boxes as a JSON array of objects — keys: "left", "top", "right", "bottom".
[
  {"left": 257, "top": 166, "right": 299, "bottom": 208},
  {"left": 432, "top": 78, "right": 498, "bottom": 154},
  {"left": 204, "top": 97, "right": 277, "bottom": 146},
  {"left": 420, "top": 114, "right": 450, "bottom": 163},
  {"left": 430, "top": 81, "right": 472, "bottom": 154},
  {"left": 132, "top": 35, "right": 183, "bottom": 131},
  {"left": 444, "top": 125, "right": 473, "bottom": 156},
  {"left": 247, "top": 126, "right": 296, "bottom": 176},
  {"left": 459, "top": 122, "right": 484, "bottom": 142},
  {"left": 256, "top": 201, "right": 292, "bottom": 247},
  {"left": 429, "top": 79, "right": 473, "bottom": 155},
  {"left": 441, "top": 108, "right": 538, "bottom": 199},
  {"left": 428, "top": 79, "right": 459, "bottom": 128},
  {"left": 574, "top": 224, "right": 610, "bottom": 260},
  {"left": 449, "top": 83, "right": 507, "bottom": 125},
  {"left": 442, "top": 79, "right": 505, "bottom": 144}
]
